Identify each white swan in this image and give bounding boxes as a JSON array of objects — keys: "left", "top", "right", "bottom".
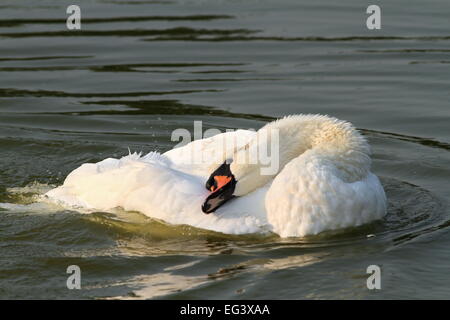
[{"left": 45, "top": 114, "right": 387, "bottom": 237}]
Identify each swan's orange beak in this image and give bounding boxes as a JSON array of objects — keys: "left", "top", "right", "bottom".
[
  {"left": 209, "top": 176, "right": 232, "bottom": 192},
  {"left": 202, "top": 162, "right": 236, "bottom": 214}
]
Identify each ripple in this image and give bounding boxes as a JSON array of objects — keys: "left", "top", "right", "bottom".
[
  {"left": 410, "top": 60, "right": 450, "bottom": 65},
  {"left": 0, "top": 55, "right": 93, "bottom": 62},
  {"left": 0, "top": 62, "right": 247, "bottom": 73},
  {"left": 0, "top": 88, "right": 223, "bottom": 98},
  {"left": 90, "top": 62, "right": 247, "bottom": 73},
  {"left": 0, "top": 15, "right": 233, "bottom": 28},
  {"left": 141, "top": 35, "right": 450, "bottom": 42},
  {"left": 361, "top": 129, "right": 450, "bottom": 151},
  {"left": 99, "top": 0, "right": 175, "bottom": 5},
  {"left": 358, "top": 49, "right": 450, "bottom": 53},
  {"left": 0, "top": 27, "right": 256, "bottom": 38}
]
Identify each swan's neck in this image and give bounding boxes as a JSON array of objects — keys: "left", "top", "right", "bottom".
[{"left": 231, "top": 115, "right": 372, "bottom": 196}]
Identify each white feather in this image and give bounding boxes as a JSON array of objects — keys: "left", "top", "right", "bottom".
[{"left": 45, "top": 115, "right": 387, "bottom": 237}]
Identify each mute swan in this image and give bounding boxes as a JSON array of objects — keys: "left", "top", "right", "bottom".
[{"left": 45, "top": 114, "right": 387, "bottom": 237}]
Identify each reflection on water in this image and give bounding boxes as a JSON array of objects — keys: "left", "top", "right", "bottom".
[
  {"left": 0, "top": 0, "right": 449, "bottom": 299},
  {"left": 114, "top": 273, "right": 208, "bottom": 300}
]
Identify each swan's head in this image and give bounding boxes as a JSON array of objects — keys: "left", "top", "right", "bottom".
[
  {"left": 202, "top": 161, "right": 236, "bottom": 214},
  {"left": 201, "top": 159, "right": 269, "bottom": 214}
]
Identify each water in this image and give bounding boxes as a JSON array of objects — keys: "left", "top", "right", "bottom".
[{"left": 0, "top": 0, "right": 449, "bottom": 299}]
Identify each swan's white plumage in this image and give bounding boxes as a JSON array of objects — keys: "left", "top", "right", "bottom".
[
  {"left": 45, "top": 115, "right": 387, "bottom": 237},
  {"left": 266, "top": 152, "right": 386, "bottom": 237}
]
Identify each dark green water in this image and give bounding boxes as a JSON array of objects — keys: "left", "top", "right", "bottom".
[{"left": 0, "top": 0, "right": 449, "bottom": 299}]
